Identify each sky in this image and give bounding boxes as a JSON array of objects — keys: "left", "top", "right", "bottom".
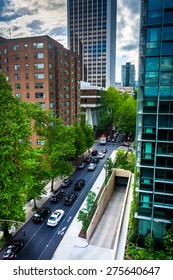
[{"left": 0, "top": 0, "right": 140, "bottom": 83}]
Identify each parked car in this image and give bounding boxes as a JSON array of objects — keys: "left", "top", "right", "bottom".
[
  {"left": 64, "top": 192, "right": 78, "bottom": 205},
  {"left": 92, "top": 157, "right": 99, "bottom": 164},
  {"left": 88, "top": 163, "right": 97, "bottom": 171},
  {"left": 61, "top": 177, "right": 73, "bottom": 188},
  {"left": 92, "top": 150, "right": 98, "bottom": 156},
  {"left": 84, "top": 156, "right": 92, "bottom": 163},
  {"left": 49, "top": 189, "right": 64, "bottom": 203},
  {"left": 74, "top": 179, "right": 85, "bottom": 190},
  {"left": 77, "top": 162, "right": 86, "bottom": 169},
  {"left": 98, "top": 152, "right": 105, "bottom": 159},
  {"left": 102, "top": 148, "right": 107, "bottom": 154},
  {"left": 2, "top": 240, "right": 24, "bottom": 260},
  {"left": 47, "top": 209, "right": 64, "bottom": 227},
  {"left": 32, "top": 207, "right": 50, "bottom": 223}
]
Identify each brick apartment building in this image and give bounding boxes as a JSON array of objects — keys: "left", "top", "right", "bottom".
[{"left": 0, "top": 35, "right": 81, "bottom": 147}]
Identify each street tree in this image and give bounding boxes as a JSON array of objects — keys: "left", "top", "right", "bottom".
[
  {"left": 81, "top": 122, "right": 95, "bottom": 151},
  {"left": 24, "top": 147, "right": 50, "bottom": 209},
  {"left": 45, "top": 117, "right": 76, "bottom": 192},
  {"left": 0, "top": 73, "right": 33, "bottom": 236},
  {"left": 117, "top": 96, "right": 136, "bottom": 134},
  {"left": 77, "top": 191, "right": 96, "bottom": 232}
]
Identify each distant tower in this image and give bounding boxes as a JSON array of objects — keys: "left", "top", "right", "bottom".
[
  {"left": 67, "top": 0, "right": 117, "bottom": 89},
  {"left": 121, "top": 62, "right": 135, "bottom": 87}
]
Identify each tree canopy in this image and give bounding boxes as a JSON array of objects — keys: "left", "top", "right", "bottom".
[{"left": 98, "top": 86, "right": 137, "bottom": 135}]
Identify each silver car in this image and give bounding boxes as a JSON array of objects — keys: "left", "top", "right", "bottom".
[{"left": 88, "top": 163, "right": 96, "bottom": 171}]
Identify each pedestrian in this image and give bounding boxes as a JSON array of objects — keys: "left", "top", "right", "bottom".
[{"left": 21, "top": 227, "right": 25, "bottom": 236}]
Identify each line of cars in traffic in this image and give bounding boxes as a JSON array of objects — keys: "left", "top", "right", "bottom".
[
  {"left": 31, "top": 178, "right": 86, "bottom": 227},
  {"left": 77, "top": 148, "right": 107, "bottom": 171},
  {"left": 2, "top": 148, "right": 108, "bottom": 259}
]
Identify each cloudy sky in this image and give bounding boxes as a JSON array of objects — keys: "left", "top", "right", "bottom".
[{"left": 0, "top": 0, "right": 140, "bottom": 83}]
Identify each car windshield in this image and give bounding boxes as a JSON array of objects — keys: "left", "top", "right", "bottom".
[
  {"left": 6, "top": 247, "right": 13, "bottom": 254},
  {"left": 49, "top": 216, "right": 56, "bottom": 221},
  {"left": 34, "top": 213, "right": 41, "bottom": 217}
]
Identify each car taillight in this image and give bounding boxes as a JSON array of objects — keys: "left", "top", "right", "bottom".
[{"left": 9, "top": 254, "right": 15, "bottom": 259}]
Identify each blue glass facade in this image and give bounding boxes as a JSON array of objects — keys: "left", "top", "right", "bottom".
[{"left": 136, "top": 0, "right": 173, "bottom": 245}]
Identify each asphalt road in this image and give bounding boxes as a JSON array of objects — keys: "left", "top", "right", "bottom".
[{"left": 0, "top": 142, "right": 119, "bottom": 260}]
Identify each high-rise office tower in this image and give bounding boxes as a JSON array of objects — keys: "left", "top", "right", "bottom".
[
  {"left": 136, "top": 0, "right": 173, "bottom": 247},
  {"left": 67, "top": 0, "right": 117, "bottom": 89},
  {"left": 121, "top": 62, "right": 136, "bottom": 87}
]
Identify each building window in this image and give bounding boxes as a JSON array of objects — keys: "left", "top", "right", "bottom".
[
  {"left": 38, "top": 102, "right": 46, "bottom": 109},
  {"left": 33, "top": 42, "right": 44, "bottom": 49},
  {"left": 14, "top": 74, "right": 20, "bottom": 80},
  {"left": 48, "top": 43, "right": 53, "bottom": 49},
  {"left": 26, "top": 92, "right": 30, "bottom": 98},
  {"left": 13, "top": 44, "right": 19, "bottom": 50},
  {"left": 25, "top": 73, "right": 29, "bottom": 79},
  {"left": 35, "top": 83, "right": 45, "bottom": 88},
  {"left": 4, "top": 57, "right": 8, "bottom": 63},
  {"left": 4, "top": 66, "right": 9, "bottom": 72},
  {"left": 24, "top": 43, "right": 28, "bottom": 49},
  {"left": 34, "top": 73, "right": 44, "bottom": 79},
  {"left": 15, "top": 83, "right": 21, "bottom": 89},
  {"left": 15, "top": 93, "right": 21, "bottom": 98},
  {"left": 35, "top": 92, "right": 45, "bottom": 98},
  {"left": 34, "top": 53, "right": 44, "bottom": 59},
  {"left": 25, "top": 64, "right": 29, "bottom": 70},
  {"left": 50, "top": 102, "right": 55, "bottom": 108},
  {"left": 49, "top": 63, "right": 53, "bottom": 69},
  {"left": 26, "top": 83, "right": 29, "bottom": 89},
  {"left": 25, "top": 54, "right": 28, "bottom": 59},
  {"left": 49, "top": 73, "right": 54, "bottom": 79},
  {"left": 6, "top": 76, "right": 9, "bottom": 81},
  {"left": 14, "top": 64, "right": 20, "bottom": 70},
  {"left": 14, "top": 54, "right": 19, "bottom": 60},
  {"left": 4, "top": 48, "right": 8, "bottom": 54},
  {"left": 34, "top": 63, "right": 44, "bottom": 69},
  {"left": 37, "top": 139, "right": 46, "bottom": 145}
]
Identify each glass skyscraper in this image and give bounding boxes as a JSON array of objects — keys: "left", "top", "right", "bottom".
[
  {"left": 67, "top": 0, "right": 117, "bottom": 88},
  {"left": 136, "top": 0, "right": 173, "bottom": 246}
]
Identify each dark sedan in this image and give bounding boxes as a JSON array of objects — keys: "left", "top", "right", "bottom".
[
  {"left": 32, "top": 207, "right": 50, "bottom": 223},
  {"left": 61, "top": 177, "right": 73, "bottom": 188},
  {"left": 3, "top": 239, "right": 24, "bottom": 260},
  {"left": 64, "top": 192, "right": 78, "bottom": 205},
  {"left": 74, "top": 179, "right": 85, "bottom": 190}
]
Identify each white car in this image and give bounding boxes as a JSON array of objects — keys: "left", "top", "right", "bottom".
[
  {"left": 47, "top": 209, "right": 64, "bottom": 227},
  {"left": 88, "top": 163, "right": 96, "bottom": 171},
  {"left": 98, "top": 152, "right": 105, "bottom": 159}
]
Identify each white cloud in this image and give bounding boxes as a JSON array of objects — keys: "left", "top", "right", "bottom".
[{"left": 0, "top": 0, "right": 140, "bottom": 83}]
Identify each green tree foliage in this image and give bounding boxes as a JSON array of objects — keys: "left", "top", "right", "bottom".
[
  {"left": 81, "top": 122, "right": 95, "bottom": 151},
  {"left": 77, "top": 191, "right": 96, "bottom": 232},
  {"left": 0, "top": 74, "right": 33, "bottom": 235},
  {"left": 99, "top": 86, "right": 136, "bottom": 134},
  {"left": 163, "top": 221, "right": 173, "bottom": 257},
  {"left": 24, "top": 147, "right": 50, "bottom": 209},
  {"left": 45, "top": 117, "right": 76, "bottom": 191},
  {"left": 72, "top": 124, "right": 87, "bottom": 157},
  {"left": 117, "top": 96, "right": 137, "bottom": 134}
]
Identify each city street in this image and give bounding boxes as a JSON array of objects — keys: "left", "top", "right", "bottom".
[{"left": 0, "top": 142, "right": 119, "bottom": 260}]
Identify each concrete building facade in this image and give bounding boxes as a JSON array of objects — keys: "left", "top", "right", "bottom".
[
  {"left": 0, "top": 35, "right": 81, "bottom": 147},
  {"left": 67, "top": 0, "right": 117, "bottom": 89},
  {"left": 136, "top": 0, "right": 173, "bottom": 247}
]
